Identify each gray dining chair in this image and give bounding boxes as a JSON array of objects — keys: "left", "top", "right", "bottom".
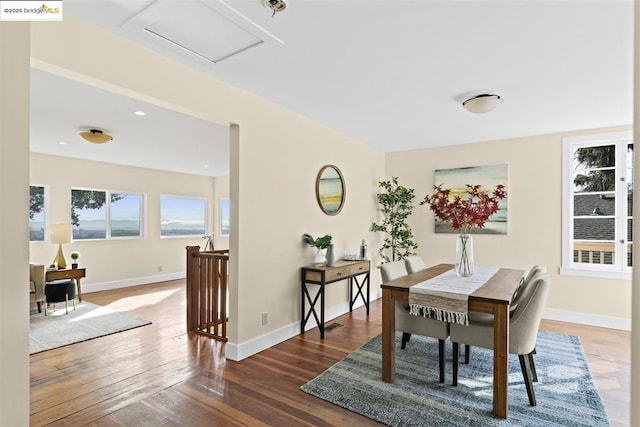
[
  {"left": 404, "top": 255, "right": 427, "bottom": 274},
  {"left": 381, "top": 260, "right": 450, "bottom": 383},
  {"left": 449, "top": 272, "right": 550, "bottom": 406},
  {"left": 462, "top": 265, "right": 548, "bottom": 364}
]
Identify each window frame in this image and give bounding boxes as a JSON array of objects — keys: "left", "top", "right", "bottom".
[
  {"left": 561, "top": 131, "right": 633, "bottom": 280},
  {"left": 71, "top": 187, "right": 145, "bottom": 241},
  {"left": 159, "top": 194, "right": 208, "bottom": 238}
]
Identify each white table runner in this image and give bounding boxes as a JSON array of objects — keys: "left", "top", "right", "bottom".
[{"left": 409, "top": 266, "right": 499, "bottom": 325}]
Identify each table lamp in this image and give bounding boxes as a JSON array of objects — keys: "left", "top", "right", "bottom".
[{"left": 50, "top": 223, "right": 71, "bottom": 269}]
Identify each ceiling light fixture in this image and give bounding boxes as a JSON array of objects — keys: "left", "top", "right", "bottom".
[
  {"left": 134, "top": 110, "right": 145, "bottom": 116},
  {"left": 462, "top": 94, "right": 503, "bottom": 114},
  {"left": 79, "top": 129, "right": 113, "bottom": 144},
  {"left": 265, "top": 0, "right": 287, "bottom": 17}
]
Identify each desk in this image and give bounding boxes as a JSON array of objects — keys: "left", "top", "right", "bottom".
[
  {"left": 46, "top": 268, "right": 86, "bottom": 302},
  {"left": 381, "top": 263, "right": 524, "bottom": 419},
  {"left": 301, "top": 260, "right": 370, "bottom": 338}
]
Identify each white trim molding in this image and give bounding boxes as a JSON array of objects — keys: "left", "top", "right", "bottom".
[
  {"left": 226, "top": 290, "right": 382, "bottom": 361},
  {"left": 82, "top": 272, "right": 186, "bottom": 293},
  {"left": 544, "top": 308, "right": 631, "bottom": 331}
]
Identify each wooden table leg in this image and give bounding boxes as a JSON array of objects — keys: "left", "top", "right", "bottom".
[
  {"left": 382, "top": 288, "right": 395, "bottom": 382},
  {"left": 493, "top": 303, "right": 509, "bottom": 418},
  {"left": 75, "top": 278, "right": 83, "bottom": 302}
]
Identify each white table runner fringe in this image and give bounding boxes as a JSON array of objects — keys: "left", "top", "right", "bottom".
[{"left": 409, "top": 304, "right": 469, "bottom": 325}]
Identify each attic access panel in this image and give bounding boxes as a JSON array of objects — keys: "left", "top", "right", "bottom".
[{"left": 122, "top": 0, "right": 282, "bottom": 65}]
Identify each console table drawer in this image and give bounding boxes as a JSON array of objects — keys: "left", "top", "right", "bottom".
[
  {"left": 324, "top": 266, "right": 352, "bottom": 282},
  {"left": 303, "top": 261, "right": 368, "bottom": 283}
]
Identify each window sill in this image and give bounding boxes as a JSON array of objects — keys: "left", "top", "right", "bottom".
[{"left": 559, "top": 266, "right": 631, "bottom": 281}]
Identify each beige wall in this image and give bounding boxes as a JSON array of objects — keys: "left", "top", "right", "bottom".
[
  {"left": 30, "top": 15, "right": 386, "bottom": 349},
  {"left": 29, "top": 153, "right": 216, "bottom": 288},
  {"left": 387, "top": 125, "right": 633, "bottom": 323}
]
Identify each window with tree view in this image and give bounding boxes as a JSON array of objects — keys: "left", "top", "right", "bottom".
[
  {"left": 71, "top": 189, "right": 143, "bottom": 240},
  {"left": 562, "top": 132, "right": 633, "bottom": 279},
  {"left": 29, "top": 185, "right": 45, "bottom": 241}
]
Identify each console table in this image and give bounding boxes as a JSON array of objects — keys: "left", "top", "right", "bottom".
[
  {"left": 301, "top": 260, "right": 370, "bottom": 338},
  {"left": 46, "top": 268, "right": 86, "bottom": 302}
]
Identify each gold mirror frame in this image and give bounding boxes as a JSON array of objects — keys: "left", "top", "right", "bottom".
[{"left": 316, "top": 165, "right": 346, "bottom": 216}]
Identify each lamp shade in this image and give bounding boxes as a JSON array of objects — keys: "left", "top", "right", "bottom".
[
  {"left": 50, "top": 223, "right": 71, "bottom": 244},
  {"left": 462, "top": 94, "right": 503, "bottom": 114},
  {"left": 80, "top": 129, "right": 113, "bottom": 144}
]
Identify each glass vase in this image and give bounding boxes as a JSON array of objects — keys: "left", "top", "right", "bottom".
[{"left": 455, "top": 233, "right": 474, "bottom": 277}]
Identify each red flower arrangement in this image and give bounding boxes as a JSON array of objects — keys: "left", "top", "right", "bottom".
[{"left": 420, "top": 184, "right": 507, "bottom": 233}]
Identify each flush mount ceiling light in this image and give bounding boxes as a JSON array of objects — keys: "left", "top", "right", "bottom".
[
  {"left": 265, "top": 0, "right": 287, "bottom": 16},
  {"left": 462, "top": 94, "right": 503, "bottom": 114},
  {"left": 79, "top": 129, "right": 113, "bottom": 144}
]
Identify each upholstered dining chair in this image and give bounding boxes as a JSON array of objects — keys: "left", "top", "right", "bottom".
[
  {"left": 449, "top": 272, "right": 550, "bottom": 406},
  {"left": 381, "top": 260, "right": 450, "bottom": 383},
  {"left": 461, "top": 265, "right": 548, "bottom": 364},
  {"left": 404, "top": 255, "right": 427, "bottom": 274}
]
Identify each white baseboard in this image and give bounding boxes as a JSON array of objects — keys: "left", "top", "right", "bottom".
[
  {"left": 226, "top": 289, "right": 382, "bottom": 361},
  {"left": 82, "top": 272, "right": 185, "bottom": 293},
  {"left": 543, "top": 308, "right": 631, "bottom": 331}
]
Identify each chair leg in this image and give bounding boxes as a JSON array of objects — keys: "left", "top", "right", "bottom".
[
  {"left": 464, "top": 344, "right": 470, "bottom": 364},
  {"left": 528, "top": 352, "right": 538, "bottom": 382},
  {"left": 37, "top": 301, "right": 42, "bottom": 313},
  {"left": 519, "top": 353, "right": 537, "bottom": 406},
  {"left": 438, "top": 339, "right": 445, "bottom": 383},
  {"left": 400, "top": 333, "right": 412, "bottom": 349},
  {"left": 452, "top": 342, "right": 459, "bottom": 386},
  {"left": 65, "top": 294, "right": 69, "bottom": 315}
]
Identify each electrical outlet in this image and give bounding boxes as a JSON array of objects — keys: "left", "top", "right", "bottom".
[
  {"left": 158, "top": 266, "right": 163, "bottom": 272},
  {"left": 261, "top": 312, "right": 268, "bottom": 326}
]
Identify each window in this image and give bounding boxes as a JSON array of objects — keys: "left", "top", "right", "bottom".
[
  {"left": 110, "top": 192, "right": 143, "bottom": 237},
  {"left": 562, "top": 131, "right": 633, "bottom": 279},
  {"left": 71, "top": 189, "right": 144, "bottom": 240},
  {"left": 219, "top": 198, "right": 230, "bottom": 236},
  {"left": 160, "top": 195, "right": 206, "bottom": 237},
  {"left": 29, "top": 185, "right": 46, "bottom": 241}
]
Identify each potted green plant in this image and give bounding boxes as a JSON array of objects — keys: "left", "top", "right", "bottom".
[
  {"left": 370, "top": 177, "right": 418, "bottom": 263},
  {"left": 302, "top": 233, "right": 332, "bottom": 265},
  {"left": 70, "top": 251, "right": 80, "bottom": 269}
]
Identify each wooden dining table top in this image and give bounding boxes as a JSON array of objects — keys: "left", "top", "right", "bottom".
[{"left": 380, "top": 263, "right": 524, "bottom": 306}]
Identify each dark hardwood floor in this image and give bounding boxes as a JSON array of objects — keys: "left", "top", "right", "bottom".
[{"left": 30, "top": 280, "right": 630, "bottom": 426}]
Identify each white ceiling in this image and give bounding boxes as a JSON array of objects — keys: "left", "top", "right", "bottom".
[{"left": 31, "top": 0, "right": 634, "bottom": 176}]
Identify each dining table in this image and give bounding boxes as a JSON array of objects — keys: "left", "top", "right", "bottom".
[{"left": 380, "top": 263, "right": 525, "bottom": 419}]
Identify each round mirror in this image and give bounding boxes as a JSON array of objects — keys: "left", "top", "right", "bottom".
[{"left": 316, "top": 165, "right": 345, "bottom": 215}]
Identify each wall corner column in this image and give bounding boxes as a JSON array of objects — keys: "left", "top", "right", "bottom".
[{"left": 0, "top": 21, "right": 31, "bottom": 426}]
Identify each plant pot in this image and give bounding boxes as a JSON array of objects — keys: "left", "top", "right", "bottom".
[
  {"left": 313, "top": 249, "right": 326, "bottom": 265},
  {"left": 71, "top": 263, "right": 78, "bottom": 269}
]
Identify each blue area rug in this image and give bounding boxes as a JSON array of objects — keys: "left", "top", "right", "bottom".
[{"left": 301, "top": 331, "right": 608, "bottom": 426}]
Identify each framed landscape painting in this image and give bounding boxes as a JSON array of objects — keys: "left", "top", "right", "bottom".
[{"left": 433, "top": 164, "right": 508, "bottom": 234}]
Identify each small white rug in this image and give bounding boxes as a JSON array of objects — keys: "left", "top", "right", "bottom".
[{"left": 30, "top": 301, "right": 151, "bottom": 354}]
